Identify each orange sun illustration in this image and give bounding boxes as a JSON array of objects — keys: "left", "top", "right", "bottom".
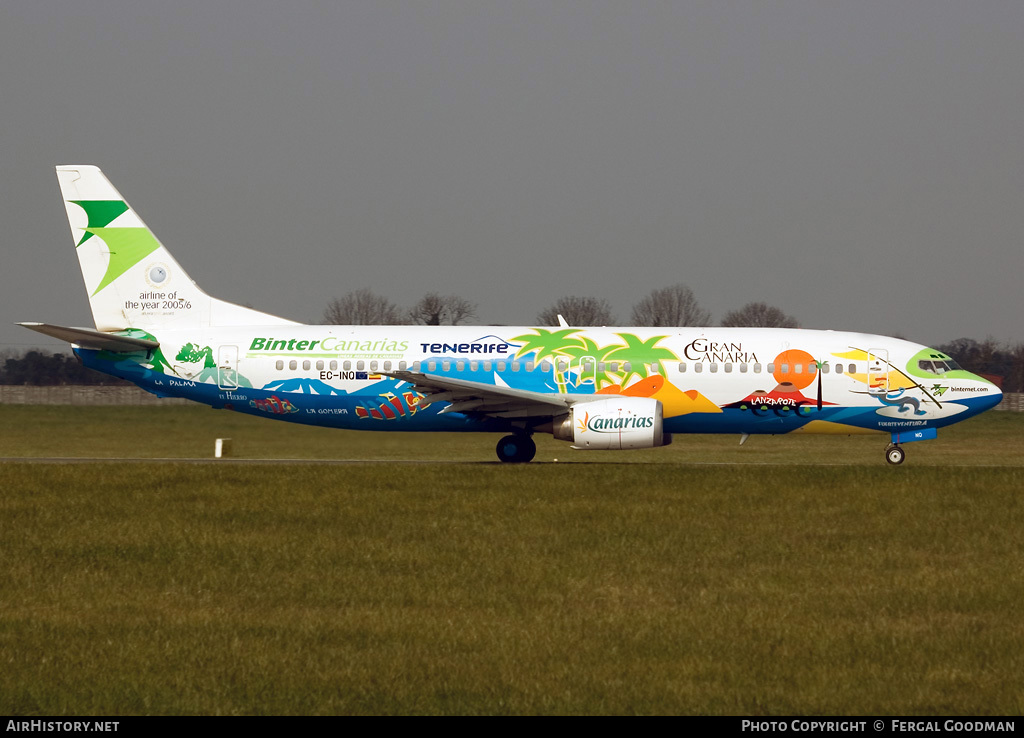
[{"left": 772, "top": 349, "right": 817, "bottom": 390}]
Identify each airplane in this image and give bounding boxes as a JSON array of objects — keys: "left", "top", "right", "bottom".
[{"left": 19, "top": 165, "right": 1003, "bottom": 464}]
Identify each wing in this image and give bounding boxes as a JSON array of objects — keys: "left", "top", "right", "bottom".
[{"left": 386, "top": 370, "right": 606, "bottom": 419}]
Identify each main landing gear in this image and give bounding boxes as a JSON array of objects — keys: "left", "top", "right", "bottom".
[
  {"left": 885, "top": 444, "right": 906, "bottom": 465},
  {"left": 496, "top": 434, "right": 536, "bottom": 463}
]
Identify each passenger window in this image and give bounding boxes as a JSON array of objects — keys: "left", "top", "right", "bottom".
[
  {"left": 781, "top": 364, "right": 789, "bottom": 374},
  {"left": 497, "top": 362, "right": 505, "bottom": 372},
  {"left": 330, "top": 360, "right": 337, "bottom": 371},
  {"left": 694, "top": 363, "right": 703, "bottom": 373},
  {"left": 557, "top": 360, "right": 567, "bottom": 372},
  {"left": 511, "top": 362, "right": 519, "bottom": 372},
  {"left": 794, "top": 364, "right": 802, "bottom": 374},
  {"left": 767, "top": 363, "right": 775, "bottom": 373},
  {"left": 456, "top": 361, "right": 465, "bottom": 372},
  {"left": 725, "top": 363, "right": 732, "bottom": 373},
  {"left": 753, "top": 363, "right": 761, "bottom": 374},
  {"left": 678, "top": 362, "right": 686, "bottom": 373},
  {"left": 302, "top": 360, "right": 311, "bottom": 371},
  {"left": 442, "top": 361, "right": 451, "bottom": 372},
  {"left": 357, "top": 360, "right": 365, "bottom": 371},
  {"left": 739, "top": 363, "right": 748, "bottom": 373},
  {"left": 483, "top": 361, "right": 491, "bottom": 372},
  {"left": 427, "top": 361, "right": 436, "bottom": 371},
  {"left": 608, "top": 362, "right": 619, "bottom": 372},
  {"left": 383, "top": 361, "right": 392, "bottom": 371},
  {"left": 289, "top": 360, "right": 297, "bottom": 370},
  {"left": 343, "top": 361, "right": 351, "bottom": 371},
  {"left": 710, "top": 363, "right": 718, "bottom": 373},
  {"left": 399, "top": 361, "right": 407, "bottom": 371},
  {"left": 623, "top": 362, "right": 632, "bottom": 373},
  {"left": 469, "top": 361, "right": 478, "bottom": 372},
  {"left": 275, "top": 360, "right": 284, "bottom": 371}
]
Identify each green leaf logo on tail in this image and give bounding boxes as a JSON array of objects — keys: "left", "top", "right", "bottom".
[
  {"left": 83, "top": 227, "right": 162, "bottom": 295},
  {"left": 70, "top": 200, "right": 160, "bottom": 295},
  {"left": 70, "top": 200, "right": 128, "bottom": 245}
]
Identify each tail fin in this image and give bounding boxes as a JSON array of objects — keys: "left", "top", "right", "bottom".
[{"left": 56, "top": 165, "right": 299, "bottom": 332}]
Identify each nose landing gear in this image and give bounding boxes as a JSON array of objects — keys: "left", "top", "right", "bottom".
[
  {"left": 885, "top": 427, "right": 937, "bottom": 465},
  {"left": 885, "top": 443, "right": 906, "bottom": 465}
]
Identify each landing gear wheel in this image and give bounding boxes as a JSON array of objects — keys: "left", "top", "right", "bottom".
[
  {"left": 496, "top": 434, "right": 536, "bottom": 463},
  {"left": 885, "top": 445, "right": 906, "bottom": 465}
]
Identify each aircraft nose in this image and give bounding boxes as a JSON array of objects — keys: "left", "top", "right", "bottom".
[
  {"left": 991, "top": 383, "right": 1004, "bottom": 409},
  {"left": 977, "top": 378, "right": 1003, "bottom": 412}
]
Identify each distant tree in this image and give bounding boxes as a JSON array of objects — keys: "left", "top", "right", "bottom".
[
  {"left": 936, "top": 337, "right": 1009, "bottom": 385},
  {"left": 322, "top": 289, "right": 405, "bottom": 325},
  {"left": 631, "top": 284, "right": 710, "bottom": 327},
  {"left": 721, "top": 302, "right": 800, "bottom": 328},
  {"left": 0, "top": 350, "right": 128, "bottom": 385},
  {"left": 1008, "top": 342, "right": 1024, "bottom": 394},
  {"left": 537, "top": 296, "right": 614, "bottom": 326},
  {"left": 408, "top": 293, "right": 477, "bottom": 326}
]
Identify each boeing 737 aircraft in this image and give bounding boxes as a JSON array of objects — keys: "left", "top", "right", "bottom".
[{"left": 20, "top": 166, "right": 1002, "bottom": 464}]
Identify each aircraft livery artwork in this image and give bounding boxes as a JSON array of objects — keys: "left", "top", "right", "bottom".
[{"left": 20, "top": 166, "right": 1002, "bottom": 464}]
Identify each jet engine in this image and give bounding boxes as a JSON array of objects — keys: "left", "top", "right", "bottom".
[{"left": 552, "top": 397, "right": 668, "bottom": 450}]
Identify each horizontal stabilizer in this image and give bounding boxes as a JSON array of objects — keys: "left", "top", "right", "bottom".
[{"left": 17, "top": 322, "right": 159, "bottom": 352}]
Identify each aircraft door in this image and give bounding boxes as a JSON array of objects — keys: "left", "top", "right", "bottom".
[
  {"left": 576, "top": 356, "right": 597, "bottom": 389},
  {"left": 218, "top": 345, "right": 239, "bottom": 390},
  {"left": 867, "top": 349, "right": 889, "bottom": 394},
  {"left": 552, "top": 357, "right": 570, "bottom": 391}
]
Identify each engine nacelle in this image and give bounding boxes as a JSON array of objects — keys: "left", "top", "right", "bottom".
[{"left": 553, "top": 397, "right": 668, "bottom": 450}]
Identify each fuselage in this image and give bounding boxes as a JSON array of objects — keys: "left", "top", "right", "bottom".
[
  {"left": 76, "top": 324, "right": 1002, "bottom": 438},
  {"left": 40, "top": 165, "right": 1004, "bottom": 464}
]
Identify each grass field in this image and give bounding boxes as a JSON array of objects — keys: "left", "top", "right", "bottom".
[
  {"left": 1, "top": 407, "right": 1023, "bottom": 714},
  {"left": 1, "top": 403, "right": 1023, "bottom": 465}
]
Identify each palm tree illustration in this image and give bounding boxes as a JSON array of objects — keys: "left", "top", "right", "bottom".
[
  {"left": 813, "top": 359, "right": 828, "bottom": 411},
  {"left": 511, "top": 328, "right": 585, "bottom": 392},
  {"left": 604, "top": 333, "right": 678, "bottom": 387}
]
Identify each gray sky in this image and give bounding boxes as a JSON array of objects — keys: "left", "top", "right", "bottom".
[{"left": 3, "top": 0, "right": 1022, "bottom": 355}]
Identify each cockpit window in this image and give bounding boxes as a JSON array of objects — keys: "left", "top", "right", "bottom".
[{"left": 918, "top": 359, "right": 962, "bottom": 375}]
